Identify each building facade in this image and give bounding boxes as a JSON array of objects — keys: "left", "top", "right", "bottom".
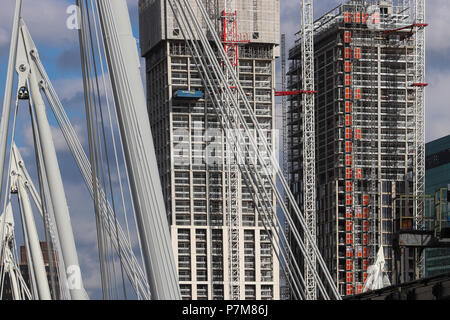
[
  {"left": 425, "top": 135, "right": 450, "bottom": 277},
  {"left": 1, "top": 242, "right": 60, "bottom": 300},
  {"left": 139, "top": 0, "right": 280, "bottom": 300},
  {"left": 287, "top": 0, "right": 423, "bottom": 297}
]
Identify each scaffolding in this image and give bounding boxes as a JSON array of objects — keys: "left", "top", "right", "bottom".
[{"left": 287, "top": 0, "right": 426, "bottom": 297}]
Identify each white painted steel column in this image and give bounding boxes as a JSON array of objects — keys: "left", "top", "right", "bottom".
[
  {"left": 16, "top": 177, "right": 51, "bottom": 300},
  {"left": 0, "top": 0, "right": 22, "bottom": 199},
  {"left": 26, "top": 44, "right": 86, "bottom": 300},
  {"left": 97, "top": 0, "right": 180, "bottom": 299}
]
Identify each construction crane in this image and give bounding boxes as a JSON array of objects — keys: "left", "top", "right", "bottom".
[
  {"left": 414, "top": 0, "right": 426, "bottom": 231},
  {"left": 222, "top": 0, "right": 241, "bottom": 301},
  {"left": 277, "top": 8, "right": 318, "bottom": 300},
  {"left": 300, "top": 0, "right": 318, "bottom": 301},
  {"left": 167, "top": 0, "right": 341, "bottom": 300},
  {"left": 413, "top": 0, "right": 427, "bottom": 280},
  {"left": 277, "top": 2, "right": 318, "bottom": 299}
]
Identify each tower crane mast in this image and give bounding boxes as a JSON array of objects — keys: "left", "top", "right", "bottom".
[{"left": 301, "top": 0, "right": 318, "bottom": 300}]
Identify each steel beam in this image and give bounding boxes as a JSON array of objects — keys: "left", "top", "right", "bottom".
[{"left": 97, "top": 0, "right": 180, "bottom": 300}]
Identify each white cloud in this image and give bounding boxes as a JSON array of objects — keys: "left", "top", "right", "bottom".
[
  {"left": 54, "top": 78, "right": 85, "bottom": 102},
  {"left": 426, "top": 0, "right": 450, "bottom": 53},
  {"left": 426, "top": 71, "right": 450, "bottom": 142},
  {"left": 21, "top": 120, "right": 85, "bottom": 153},
  {"left": 0, "top": 27, "right": 9, "bottom": 55},
  {"left": 0, "top": 0, "right": 78, "bottom": 49}
]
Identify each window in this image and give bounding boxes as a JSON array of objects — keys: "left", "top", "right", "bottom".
[
  {"left": 344, "top": 31, "right": 352, "bottom": 43},
  {"left": 346, "top": 259, "right": 353, "bottom": 270},
  {"left": 345, "top": 114, "right": 352, "bottom": 126},
  {"left": 346, "top": 168, "right": 353, "bottom": 180},
  {"left": 354, "top": 12, "right": 361, "bottom": 23},
  {"left": 346, "top": 234, "right": 353, "bottom": 245},
  {"left": 345, "top": 74, "right": 352, "bottom": 86},
  {"left": 245, "top": 269, "right": 256, "bottom": 281},
  {"left": 346, "top": 207, "right": 353, "bottom": 219},
  {"left": 197, "top": 285, "right": 208, "bottom": 300},
  {"left": 363, "top": 208, "right": 369, "bottom": 219},
  {"left": 245, "top": 285, "right": 256, "bottom": 300},
  {"left": 344, "top": 48, "right": 352, "bottom": 59},
  {"left": 363, "top": 234, "right": 369, "bottom": 245},
  {"left": 351, "top": 208, "right": 359, "bottom": 219},
  {"left": 363, "top": 195, "right": 370, "bottom": 206},
  {"left": 345, "top": 61, "right": 352, "bottom": 73},
  {"left": 356, "top": 284, "right": 363, "bottom": 295},
  {"left": 346, "top": 220, "right": 353, "bottom": 232},
  {"left": 346, "top": 141, "right": 353, "bottom": 153},
  {"left": 346, "top": 155, "right": 352, "bottom": 166},
  {"left": 179, "top": 269, "right": 191, "bottom": 281},
  {"left": 344, "top": 12, "right": 352, "bottom": 23},
  {"left": 346, "top": 272, "right": 353, "bottom": 283},
  {"left": 355, "top": 128, "right": 362, "bottom": 140},
  {"left": 362, "top": 13, "right": 368, "bottom": 24},
  {"left": 213, "top": 285, "right": 224, "bottom": 300},
  {"left": 346, "top": 181, "right": 353, "bottom": 192},
  {"left": 363, "top": 260, "right": 369, "bottom": 271},
  {"left": 354, "top": 48, "right": 361, "bottom": 59},
  {"left": 363, "top": 221, "right": 369, "bottom": 232},
  {"left": 346, "top": 285, "right": 353, "bottom": 296},
  {"left": 345, "top": 128, "right": 352, "bottom": 139},
  {"left": 345, "top": 88, "right": 352, "bottom": 99},
  {"left": 261, "top": 270, "right": 273, "bottom": 282},
  {"left": 196, "top": 270, "right": 207, "bottom": 281},
  {"left": 346, "top": 194, "right": 352, "bottom": 206},
  {"left": 382, "top": 208, "right": 392, "bottom": 219},
  {"left": 382, "top": 195, "right": 391, "bottom": 205},
  {"left": 346, "top": 247, "right": 353, "bottom": 258},
  {"left": 382, "top": 220, "right": 393, "bottom": 232},
  {"left": 180, "top": 284, "right": 192, "bottom": 300},
  {"left": 261, "top": 285, "right": 273, "bottom": 300},
  {"left": 345, "top": 101, "right": 352, "bottom": 113},
  {"left": 356, "top": 168, "right": 362, "bottom": 180},
  {"left": 354, "top": 88, "right": 361, "bottom": 99}
]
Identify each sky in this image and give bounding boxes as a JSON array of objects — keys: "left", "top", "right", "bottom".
[{"left": 0, "top": 0, "right": 449, "bottom": 299}]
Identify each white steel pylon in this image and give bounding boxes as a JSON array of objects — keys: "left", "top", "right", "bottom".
[
  {"left": 0, "top": 203, "right": 33, "bottom": 300},
  {"left": 95, "top": 0, "right": 180, "bottom": 300},
  {"left": 301, "top": 0, "right": 318, "bottom": 300},
  {"left": 11, "top": 149, "right": 52, "bottom": 300},
  {"left": 14, "top": 19, "right": 87, "bottom": 300},
  {"left": 0, "top": 203, "right": 20, "bottom": 300}
]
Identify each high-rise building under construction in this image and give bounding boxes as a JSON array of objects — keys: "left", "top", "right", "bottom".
[
  {"left": 287, "top": 0, "right": 426, "bottom": 296},
  {"left": 139, "top": 0, "right": 280, "bottom": 300}
]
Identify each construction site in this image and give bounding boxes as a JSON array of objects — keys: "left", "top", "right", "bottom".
[
  {"left": 286, "top": 0, "right": 429, "bottom": 296},
  {"left": 0, "top": 0, "right": 449, "bottom": 303}
]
